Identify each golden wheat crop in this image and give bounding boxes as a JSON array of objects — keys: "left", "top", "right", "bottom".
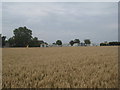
[{"left": 2, "top": 46, "right": 118, "bottom": 88}]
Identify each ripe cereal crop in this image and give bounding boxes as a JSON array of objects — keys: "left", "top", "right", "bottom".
[{"left": 2, "top": 46, "right": 118, "bottom": 88}]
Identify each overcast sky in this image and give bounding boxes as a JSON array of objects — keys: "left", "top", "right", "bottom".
[{"left": 2, "top": 2, "right": 118, "bottom": 44}]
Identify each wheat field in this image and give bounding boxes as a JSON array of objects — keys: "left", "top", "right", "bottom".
[{"left": 2, "top": 46, "right": 118, "bottom": 88}]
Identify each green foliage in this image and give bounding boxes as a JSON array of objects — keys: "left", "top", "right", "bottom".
[
  {"left": 100, "top": 42, "right": 120, "bottom": 46},
  {"left": 74, "top": 39, "right": 80, "bottom": 44},
  {"left": 52, "top": 43, "right": 56, "bottom": 45},
  {"left": 2, "top": 36, "right": 6, "bottom": 47},
  {"left": 29, "top": 37, "right": 45, "bottom": 47},
  {"left": 0, "top": 34, "right": 1, "bottom": 47},
  {"left": 84, "top": 39, "right": 91, "bottom": 45},
  {"left": 73, "top": 39, "right": 80, "bottom": 46},
  {"left": 29, "top": 37, "right": 40, "bottom": 47},
  {"left": 100, "top": 43, "right": 107, "bottom": 46},
  {"left": 56, "top": 40, "right": 62, "bottom": 46},
  {"left": 8, "top": 37, "right": 15, "bottom": 47},
  {"left": 69, "top": 40, "right": 74, "bottom": 46},
  {"left": 8, "top": 26, "right": 47, "bottom": 47},
  {"left": 109, "top": 42, "right": 120, "bottom": 46},
  {"left": 13, "top": 26, "right": 32, "bottom": 47}
]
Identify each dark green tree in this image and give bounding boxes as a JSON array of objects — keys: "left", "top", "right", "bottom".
[
  {"left": 0, "top": 34, "right": 1, "bottom": 47},
  {"left": 29, "top": 37, "right": 40, "bottom": 47},
  {"left": 8, "top": 37, "right": 15, "bottom": 47},
  {"left": 2, "top": 36, "right": 6, "bottom": 47},
  {"left": 13, "top": 26, "right": 32, "bottom": 47},
  {"left": 100, "top": 43, "right": 106, "bottom": 46},
  {"left": 84, "top": 39, "right": 91, "bottom": 46},
  {"left": 56, "top": 40, "right": 62, "bottom": 46},
  {"left": 69, "top": 40, "right": 74, "bottom": 46},
  {"left": 74, "top": 39, "right": 80, "bottom": 46},
  {"left": 52, "top": 43, "right": 56, "bottom": 45}
]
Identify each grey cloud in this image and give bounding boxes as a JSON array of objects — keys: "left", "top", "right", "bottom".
[{"left": 2, "top": 2, "right": 118, "bottom": 44}]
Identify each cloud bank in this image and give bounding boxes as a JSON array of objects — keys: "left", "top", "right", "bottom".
[{"left": 2, "top": 2, "right": 118, "bottom": 44}]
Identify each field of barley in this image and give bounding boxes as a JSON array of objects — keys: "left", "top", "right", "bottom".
[{"left": 2, "top": 46, "right": 118, "bottom": 88}]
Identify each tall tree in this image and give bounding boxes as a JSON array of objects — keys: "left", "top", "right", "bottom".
[
  {"left": 2, "top": 36, "right": 6, "bottom": 47},
  {"left": 84, "top": 39, "right": 91, "bottom": 46},
  {"left": 13, "top": 26, "right": 32, "bottom": 47},
  {"left": 56, "top": 40, "right": 62, "bottom": 46},
  {"left": 69, "top": 40, "right": 74, "bottom": 46}
]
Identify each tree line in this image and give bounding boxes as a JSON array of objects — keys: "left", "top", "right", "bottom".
[
  {"left": 1, "top": 26, "right": 92, "bottom": 47},
  {"left": 1, "top": 26, "right": 119, "bottom": 47},
  {"left": 100, "top": 41, "right": 120, "bottom": 46}
]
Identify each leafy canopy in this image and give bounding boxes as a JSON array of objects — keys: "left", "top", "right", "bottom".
[{"left": 13, "top": 26, "right": 32, "bottom": 47}]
